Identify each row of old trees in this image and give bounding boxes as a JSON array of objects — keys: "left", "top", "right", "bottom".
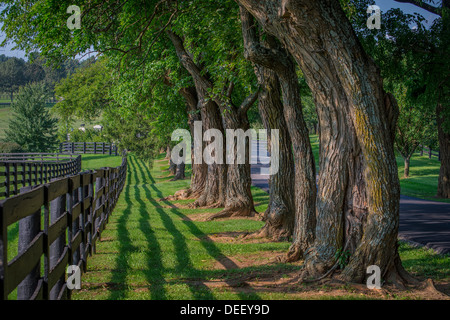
[{"left": 1, "top": 0, "right": 447, "bottom": 286}]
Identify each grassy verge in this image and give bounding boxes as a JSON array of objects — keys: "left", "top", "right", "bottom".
[{"left": 71, "top": 153, "right": 449, "bottom": 300}]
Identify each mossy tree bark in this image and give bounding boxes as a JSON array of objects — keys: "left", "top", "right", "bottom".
[{"left": 239, "top": 0, "right": 407, "bottom": 284}]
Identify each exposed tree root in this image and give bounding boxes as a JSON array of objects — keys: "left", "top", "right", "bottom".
[
  {"left": 242, "top": 223, "right": 291, "bottom": 242},
  {"left": 206, "top": 207, "right": 259, "bottom": 221},
  {"left": 189, "top": 200, "right": 225, "bottom": 209},
  {"left": 284, "top": 244, "right": 305, "bottom": 263},
  {"left": 159, "top": 187, "right": 205, "bottom": 202},
  {"left": 382, "top": 253, "right": 422, "bottom": 290},
  {"left": 170, "top": 176, "right": 185, "bottom": 181}
]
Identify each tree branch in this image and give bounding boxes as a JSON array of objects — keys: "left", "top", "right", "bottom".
[
  {"left": 165, "top": 30, "right": 213, "bottom": 92},
  {"left": 394, "top": 0, "right": 442, "bottom": 16},
  {"left": 239, "top": 88, "right": 260, "bottom": 115},
  {"left": 239, "top": 5, "right": 290, "bottom": 73},
  {"left": 226, "top": 81, "right": 235, "bottom": 98}
]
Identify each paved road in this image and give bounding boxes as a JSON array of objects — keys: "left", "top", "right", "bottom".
[{"left": 250, "top": 140, "right": 450, "bottom": 255}]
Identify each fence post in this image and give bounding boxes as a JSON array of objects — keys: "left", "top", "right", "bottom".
[
  {"left": 13, "top": 163, "right": 18, "bottom": 196},
  {"left": 49, "top": 190, "right": 66, "bottom": 300},
  {"left": 94, "top": 142, "right": 97, "bottom": 155},
  {"left": 86, "top": 172, "right": 94, "bottom": 257},
  {"left": 5, "top": 163, "right": 9, "bottom": 203},
  {"left": 71, "top": 184, "right": 80, "bottom": 267},
  {"left": 71, "top": 143, "right": 74, "bottom": 154},
  {"left": 78, "top": 176, "right": 86, "bottom": 270},
  {"left": 83, "top": 142, "right": 86, "bottom": 154},
  {"left": 93, "top": 173, "right": 104, "bottom": 254},
  {"left": 17, "top": 186, "right": 40, "bottom": 300},
  {"left": 102, "top": 142, "right": 105, "bottom": 155}
]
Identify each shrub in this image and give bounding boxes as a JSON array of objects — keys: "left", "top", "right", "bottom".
[{"left": 0, "top": 142, "right": 23, "bottom": 153}]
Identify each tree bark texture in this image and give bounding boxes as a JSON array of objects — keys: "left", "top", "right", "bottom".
[
  {"left": 208, "top": 96, "right": 258, "bottom": 220},
  {"left": 240, "top": 7, "right": 316, "bottom": 251},
  {"left": 166, "top": 30, "right": 227, "bottom": 207},
  {"left": 252, "top": 64, "right": 296, "bottom": 241},
  {"left": 166, "top": 85, "right": 208, "bottom": 199},
  {"left": 167, "top": 29, "right": 257, "bottom": 216},
  {"left": 239, "top": 0, "right": 403, "bottom": 284},
  {"left": 437, "top": 103, "right": 450, "bottom": 198}
]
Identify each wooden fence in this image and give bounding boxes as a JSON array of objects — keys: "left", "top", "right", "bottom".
[
  {"left": 0, "top": 153, "right": 127, "bottom": 300},
  {"left": 60, "top": 142, "right": 118, "bottom": 156},
  {"left": 0, "top": 153, "right": 82, "bottom": 199},
  {"left": 420, "top": 145, "right": 441, "bottom": 161}
]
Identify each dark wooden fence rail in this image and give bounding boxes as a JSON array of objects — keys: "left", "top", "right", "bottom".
[
  {"left": 0, "top": 153, "right": 82, "bottom": 199},
  {"left": 419, "top": 145, "right": 441, "bottom": 161},
  {"left": 60, "top": 142, "right": 118, "bottom": 156},
  {"left": 0, "top": 153, "right": 127, "bottom": 300}
]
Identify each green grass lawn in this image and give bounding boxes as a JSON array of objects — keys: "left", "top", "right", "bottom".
[
  {"left": 69, "top": 153, "right": 449, "bottom": 300},
  {"left": 81, "top": 154, "right": 123, "bottom": 171},
  {"left": 3, "top": 153, "right": 448, "bottom": 300}
]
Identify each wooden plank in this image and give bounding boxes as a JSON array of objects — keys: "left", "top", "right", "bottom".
[
  {"left": 3, "top": 186, "right": 44, "bottom": 226},
  {"left": 82, "top": 173, "right": 92, "bottom": 187},
  {"left": 71, "top": 230, "right": 82, "bottom": 253},
  {"left": 48, "top": 212, "right": 68, "bottom": 245},
  {"left": 30, "top": 279, "right": 44, "bottom": 300},
  {"left": 46, "top": 177, "right": 70, "bottom": 201},
  {"left": 93, "top": 169, "right": 104, "bottom": 179},
  {"left": 93, "top": 204, "right": 104, "bottom": 221},
  {"left": 83, "top": 196, "right": 92, "bottom": 211},
  {"left": 57, "top": 283, "right": 68, "bottom": 300},
  {"left": 48, "top": 247, "right": 69, "bottom": 290},
  {"left": 72, "top": 201, "right": 82, "bottom": 222},
  {"left": 95, "top": 186, "right": 105, "bottom": 200},
  {"left": 70, "top": 175, "right": 81, "bottom": 190},
  {"left": 5, "top": 232, "right": 44, "bottom": 295}
]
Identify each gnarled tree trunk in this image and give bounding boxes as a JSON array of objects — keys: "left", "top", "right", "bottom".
[
  {"left": 167, "top": 29, "right": 258, "bottom": 216},
  {"left": 437, "top": 103, "right": 450, "bottom": 198},
  {"left": 207, "top": 91, "right": 259, "bottom": 220},
  {"left": 240, "top": 7, "right": 316, "bottom": 249},
  {"left": 239, "top": 0, "right": 406, "bottom": 284},
  {"left": 164, "top": 85, "right": 208, "bottom": 199},
  {"left": 252, "top": 64, "right": 296, "bottom": 241},
  {"left": 166, "top": 30, "right": 227, "bottom": 208}
]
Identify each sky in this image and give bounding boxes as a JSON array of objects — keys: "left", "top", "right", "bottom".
[{"left": 0, "top": 0, "right": 442, "bottom": 61}]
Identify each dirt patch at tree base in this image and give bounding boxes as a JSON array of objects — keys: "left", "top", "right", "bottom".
[
  {"left": 189, "top": 269, "right": 450, "bottom": 300},
  {"left": 196, "top": 249, "right": 449, "bottom": 300},
  {"left": 183, "top": 212, "right": 263, "bottom": 222}
]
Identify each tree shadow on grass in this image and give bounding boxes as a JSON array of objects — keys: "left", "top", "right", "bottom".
[
  {"left": 107, "top": 155, "right": 167, "bottom": 299},
  {"left": 132, "top": 155, "right": 167, "bottom": 299},
  {"left": 135, "top": 157, "right": 215, "bottom": 299},
  {"left": 138, "top": 159, "right": 263, "bottom": 300},
  {"left": 107, "top": 155, "right": 137, "bottom": 299}
]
